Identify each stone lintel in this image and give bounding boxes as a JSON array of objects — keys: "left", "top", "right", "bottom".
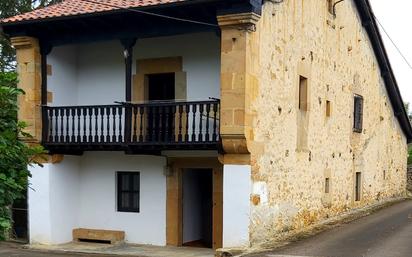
[
  {"left": 34, "top": 154, "right": 64, "bottom": 164},
  {"left": 218, "top": 154, "right": 250, "bottom": 165}
]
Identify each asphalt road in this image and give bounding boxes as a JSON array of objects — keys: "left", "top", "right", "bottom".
[{"left": 246, "top": 199, "right": 412, "bottom": 257}]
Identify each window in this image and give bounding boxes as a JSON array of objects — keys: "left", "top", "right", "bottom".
[
  {"left": 327, "top": 0, "right": 334, "bottom": 15},
  {"left": 297, "top": 75, "right": 309, "bottom": 151},
  {"left": 325, "top": 178, "right": 330, "bottom": 193},
  {"left": 117, "top": 172, "right": 140, "bottom": 212},
  {"left": 299, "top": 76, "right": 308, "bottom": 111},
  {"left": 355, "top": 172, "right": 361, "bottom": 201},
  {"left": 326, "top": 100, "right": 331, "bottom": 117},
  {"left": 353, "top": 95, "right": 363, "bottom": 133}
]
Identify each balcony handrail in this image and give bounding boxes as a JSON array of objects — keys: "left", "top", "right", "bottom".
[{"left": 43, "top": 99, "right": 220, "bottom": 109}]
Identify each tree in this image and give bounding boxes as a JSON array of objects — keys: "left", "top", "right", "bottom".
[
  {"left": 404, "top": 103, "right": 412, "bottom": 166},
  {"left": 405, "top": 102, "right": 412, "bottom": 122}
]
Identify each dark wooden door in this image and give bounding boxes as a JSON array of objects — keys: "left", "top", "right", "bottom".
[{"left": 147, "top": 73, "right": 175, "bottom": 141}]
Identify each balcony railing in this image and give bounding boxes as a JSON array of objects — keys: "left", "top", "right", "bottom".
[{"left": 41, "top": 100, "right": 220, "bottom": 153}]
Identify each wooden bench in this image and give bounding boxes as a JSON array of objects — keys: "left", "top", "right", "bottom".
[{"left": 73, "top": 228, "right": 125, "bottom": 244}]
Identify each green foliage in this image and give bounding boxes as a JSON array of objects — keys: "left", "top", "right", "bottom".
[
  {"left": 408, "top": 146, "right": 412, "bottom": 166},
  {"left": 0, "top": 74, "right": 44, "bottom": 240},
  {"left": 405, "top": 102, "right": 412, "bottom": 122}
]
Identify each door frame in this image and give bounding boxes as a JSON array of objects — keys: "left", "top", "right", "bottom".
[{"left": 166, "top": 157, "right": 223, "bottom": 249}]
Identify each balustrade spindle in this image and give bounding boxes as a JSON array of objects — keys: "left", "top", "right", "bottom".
[
  {"left": 54, "top": 109, "right": 59, "bottom": 142},
  {"left": 77, "top": 108, "right": 81, "bottom": 142},
  {"left": 158, "top": 106, "right": 163, "bottom": 142},
  {"left": 205, "top": 103, "right": 210, "bottom": 142},
  {"left": 151, "top": 107, "right": 157, "bottom": 142},
  {"left": 178, "top": 105, "right": 183, "bottom": 142},
  {"left": 100, "top": 107, "right": 105, "bottom": 142},
  {"left": 106, "top": 107, "right": 111, "bottom": 142},
  {"left": 146, "top": 106, "right": 152, "bottom": 142},
  {"left": 118, "top": 106, "right": 123, "bottom": 142},
  {"left": 164, "top": 106, "right": 169, "bottom": 142},
  {"left": 71, "top": 108, "right": 75, "bottom": 142},
  {"left": 82, "top": 108, "right": 87, "bottom": 142},
  {"left": 139, "top": 107, "right": 144, "bottom": 142},
  {"left": 48, "top": 109, "right": 53, "bottom": 142},
  {"left": 185, "top": 104, "right": 190, "bottom": 142},
  {"left": 192, "top": 104, "right": 197, "bottom": 142},
  {"left": 199, "top": 104, "right": 204, "bottom": 142},
  {"left": 60, "top": 108, "right": 64, "bottom": 142},
  {"left": 171, "top": 105, "right": 176, "bottom": 142},
  {"left": 94, "top": 107, "right": 99, "bottom": 142},
  {"left": 212, "top": 103, "right": 218, "bottom": 141},
  {"left": 132, "top": 106, "right": 137, "bottom": 142},
  {"left": 88, "top": 107, "right": 93, "bottom": 142},
  {"left": 112, "top": 107, "right": 117, "bottom": 142},
  {"left": 65, "top": 108, "right": 70, "bottom": 142}
]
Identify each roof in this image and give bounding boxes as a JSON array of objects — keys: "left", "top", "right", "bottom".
[{"left": 1, "top": 0, "right": 185, "bottom": 24}]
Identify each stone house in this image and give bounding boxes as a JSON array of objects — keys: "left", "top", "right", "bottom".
[{"left": 1, "top": 0, "right": 411, "bottom": 251}]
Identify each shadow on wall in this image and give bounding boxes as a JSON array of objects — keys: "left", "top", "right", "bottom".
[{"left": 407, "top": 165, "right": 412, "bottom": 192}]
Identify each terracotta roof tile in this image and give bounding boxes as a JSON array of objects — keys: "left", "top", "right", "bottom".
[{"left": 1, "top": 0, "right": 186, "bottom": 24}]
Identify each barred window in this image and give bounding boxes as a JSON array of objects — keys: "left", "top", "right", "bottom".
[
  {"left": 353, "top": 95, "right": 363, "bottom": 133},
  {"left": 117, "top": 172, "right": 140, "bottom": 213}
]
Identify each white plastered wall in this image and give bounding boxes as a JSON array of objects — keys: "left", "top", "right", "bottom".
[
  {"left": 28, "top": 156, "right": 80, "bottom": 244},
  {"left": 223, "top": 165, "right": 251, "bottom": 248},
  {"left": 28, "top": 153, "right": 167, "bottom": 245},
  {"left": 77, "top": 152, "right": 167, "bottom": 245},
  {"left": 47, "top": 32, "right": 220, "bottom": 106}
]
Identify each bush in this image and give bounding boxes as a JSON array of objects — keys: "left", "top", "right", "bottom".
[{"left": 0, "top": 73, "right": 44, "bottom": 240}]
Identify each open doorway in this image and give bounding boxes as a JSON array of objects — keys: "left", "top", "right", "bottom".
[
  {"left": 147, "top": 73, "right": 175, "bottom": 101},
  {"left": 182, "top": 169, "right": 213, "bottom": 248},
  {"left": 11, "top": 188, "right": 28, "bottom": 242}
]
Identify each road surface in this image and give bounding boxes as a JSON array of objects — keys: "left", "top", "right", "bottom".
[{"left": 246, "top": 199, "right": 412, "bottom": 257}]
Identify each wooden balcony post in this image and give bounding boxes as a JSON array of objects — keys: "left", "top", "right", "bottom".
[
  {"left": 40, "top": 43, "right": 52, "bottom": 106},
  {"left": 121, "top": 38, "right": 137, "bottom": 142}
]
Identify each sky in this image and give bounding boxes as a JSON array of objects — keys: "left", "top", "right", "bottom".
[{"left": 369, "top": 1, "right": 412, "bottom": 105}]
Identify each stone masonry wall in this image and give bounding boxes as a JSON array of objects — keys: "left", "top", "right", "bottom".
[
  {"left": 407, "top": 165, "right": 412, "bottom": 192},
  {"left": 247, "top": 0, "right": 408, "bottom": 246}
]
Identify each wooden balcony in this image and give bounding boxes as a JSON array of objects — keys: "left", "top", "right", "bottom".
[{"left": 41, "top": 100, "right": 220, "bottom": 155}]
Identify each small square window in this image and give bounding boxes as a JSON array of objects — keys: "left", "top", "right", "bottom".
[
  {"left": 117, "top": 172, "right": 140, "bottom": 212},
  {"left": 353, "top": 95, "right": 363, "bottom": 133}
]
